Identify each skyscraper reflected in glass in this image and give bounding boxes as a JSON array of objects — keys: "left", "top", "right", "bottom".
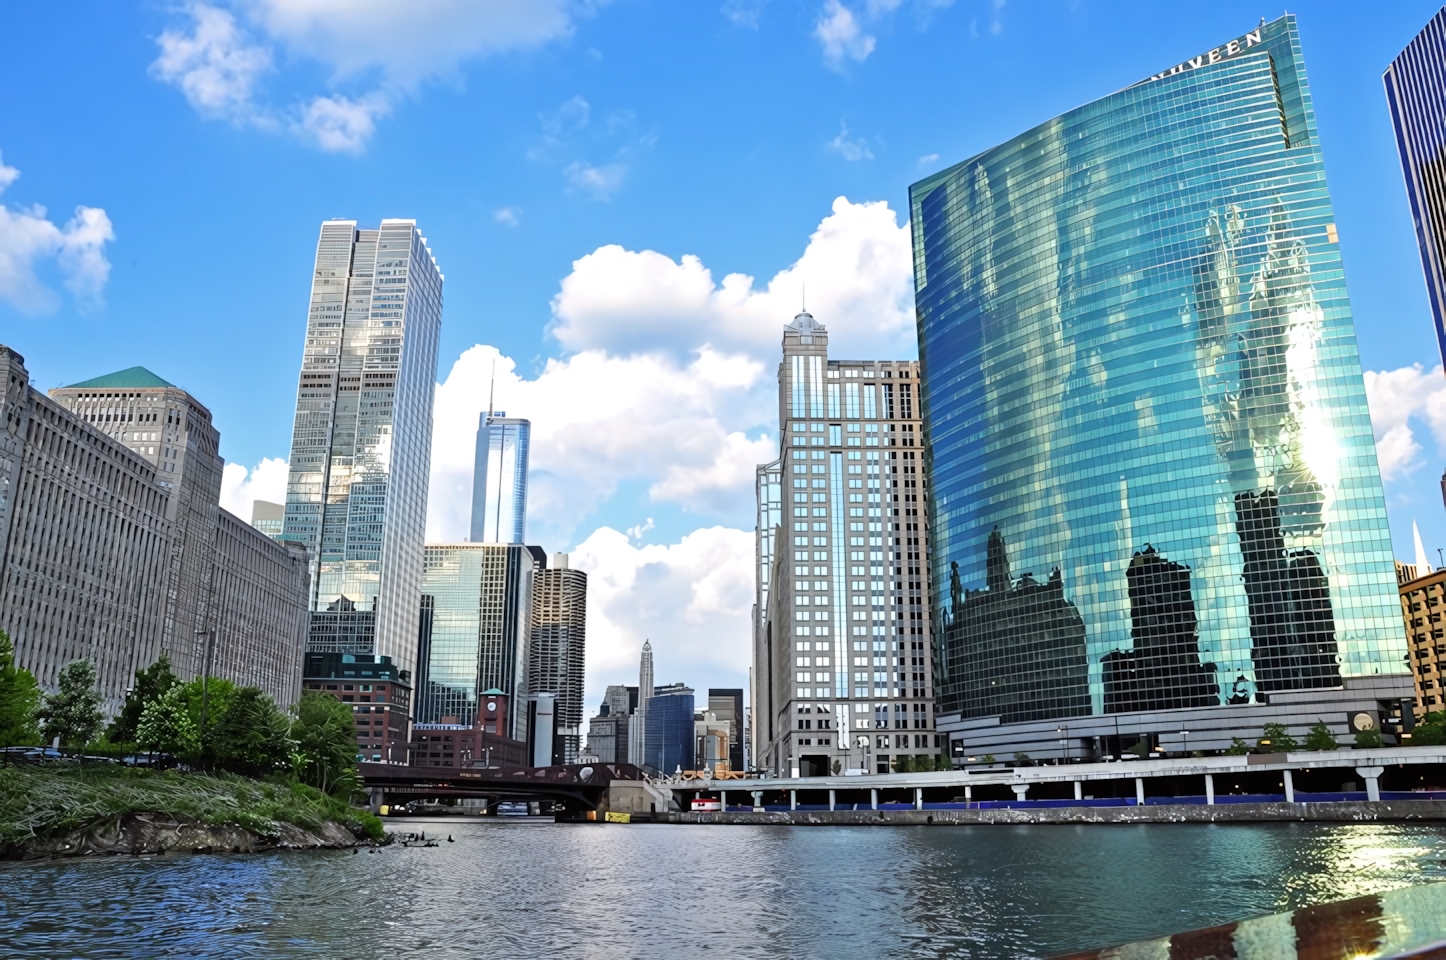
[
  {"left": 912, "top": 16, "right": 1410, "bottom": 758},
  {"left": 470, "top": 413, "right": 530, "bottom": 545}
]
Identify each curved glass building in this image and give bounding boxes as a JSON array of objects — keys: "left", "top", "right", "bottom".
[{"left": 911, "top": 16, "right": 1411, "bottom": 758}]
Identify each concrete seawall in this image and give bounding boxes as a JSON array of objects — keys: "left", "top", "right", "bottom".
[{"left": 662, "top": 801, "right": 1446, "bottom": 826}]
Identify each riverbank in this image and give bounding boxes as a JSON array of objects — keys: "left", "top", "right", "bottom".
[
  {"left": 664, "top": 799, "right": 1446, "bottom": 825},
  {"left": 0, "top": 764, "right": 384, "bottom": 860}
]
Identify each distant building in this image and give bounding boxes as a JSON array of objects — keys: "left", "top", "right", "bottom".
[
  {"left": 694, "top": 709, "right": 731, "bottom": 774},
  {"left": 1385, "top": 7, "right": 1446, "bottom": 370},
  {"left": 302, "top": 651, "right": 412, "bottom": 764},
  {"left": 416, "top": 543, "right": 544, "bottom": 735},
  {"left": 281, "top": 219, "right": 443, "bottom": 679},
  {"left": 408, "top": 689, "right": 525, "bottom": 769},
  {"left": 251, "top": 500, "right": 285, "bottom": 539},
  {"left": 644, "top": 683, "right": 695, "bottom": 774},
  {"left": 470, "top": 412, "right": 530, "bottom": 544},
  {"left": 1398, "top": 563, "right": 1446, "bottom": 721},
  {"left": 585, "top": 683, "right": 637, "bottom": 763},
  {"left": 708, "top": 688, "right": 745, "bottom": 772},
  {"left": 629, "top": 641, "right": 654, "bottom": 766},
  {"left": 527, "top": 553, "right": 586, "bottom": 763}
]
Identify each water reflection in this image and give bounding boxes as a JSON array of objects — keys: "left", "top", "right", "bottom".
[{"left": 4, "top": 821, "right": 1446, "bottom": 958}]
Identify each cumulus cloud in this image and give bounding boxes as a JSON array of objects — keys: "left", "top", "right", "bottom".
[
  {"left": 150, "top": 3, "right": 273, "bottom": 124},
  {"left": 152, "top": 0, "right": 582, "bottom": 151},
  {"left": 721, "top": 0, "right": 768, "bottom": 28},
  {"left": 826, "top": 121, "right": 874, "bottom": 161},
  {"left": 219, "top": 456, "right": 290, "bottom": 519},
  {"left": 0, "top": 154, "right": 114, "bottom": 315},
  {"left": 571, "top": 525, "right": 755, "bottom": 703},
  {"left": 548, "top": 195, "right": 915, "bottom": 359},
  {"left": 1363, "top": 364, "right": 1446, "bottom": 480},
  {"left": 815, "top": 1, "right": 876, "bottom": 66},
  {"left": 564, "top": 160, "right": 628, "bottom": 199},
  {"left": 493, "top": 206, "right": 521, "bottom": 227}
]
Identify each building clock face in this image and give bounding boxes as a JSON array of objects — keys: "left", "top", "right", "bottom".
[
  {"left": 1352, "top": 712, "right": 1376, "bottom": 732},
  {"left": 487, "top": 702, "right": 496, "bottom": 712}
]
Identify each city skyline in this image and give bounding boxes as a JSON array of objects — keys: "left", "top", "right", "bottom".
[{"left": 4, "top": 4, "right": 1446, "bottom": 707}]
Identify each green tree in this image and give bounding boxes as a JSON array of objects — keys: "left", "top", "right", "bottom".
[
  {"left": 106, "top": 652, "right": 178, "bottom": 745},
  {"left": 210, "top": 687, "right": 292, "bottom": 777},
  {"left": 0, "top": 629, "right": 40, "bottom": 747},
  {"left": 136, "top": 685, "right": 199, "bottom": 759},
  {"left": 290, "top": 691, "right": 360, "bottom": 796},
  {"left": 1304, "top": 720, "right": 1339, "bottom": 751},
  {"left": 893, "top": 755, "right": 916, "bottom": 773},
  {"left": 1226, "top": 737, "right": 1252, "bottom": 756},
  {"left": 35, "top": 659, "right": 104, "bottom": 748},
  {"left": 934, "top": 753, "right": 952, "bottom": 772},
  {"left": 1013, "top": 752, "right": 1033, "bottom": 766},
  {"left": 1354, "top": 727, "right": 1383, "bottom": 749},
  {"left": 980, "top": 754, "right": 995, "bottom": 765},
  {"left": 1259, "top": 722, "right": 1298, "bottom": 753},
  {"left": 1410, "top": 713, "right": 1446, "bottom": 746}
]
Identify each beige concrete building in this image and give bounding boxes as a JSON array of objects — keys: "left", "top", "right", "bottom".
[
  {"left": 752, "top": 311, "right": 937, "bottom": 778},
  {"left": 1398, "top": 561, "right": 1446, "bottom": 720},
  {"left": 0, "top": 346, "right": 173, "bottom": 711},
  {"left": 528, "top": 553, "right": 586, "bottom": 762}
]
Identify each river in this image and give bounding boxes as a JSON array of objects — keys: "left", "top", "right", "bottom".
[{"left": 6, "top": 818, "right": 1446, "bottom": 958}]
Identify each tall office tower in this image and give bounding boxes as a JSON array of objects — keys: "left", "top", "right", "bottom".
[
  {"left": 911, "top": 16, "right": 1409, "bottom": 761},
  {"left": 50, "top": 368, "right": 223, "bottom": 686},
  {"left": 470, "top": 413, "right": 531, "bottom": 544},
  {"left": 707, "top": 688, "right": 745, "bottom": 772},
  {"left": 251, "top": 501, "right": 285, "bottom": 539},
  {"left": 49, "top": 367, "right": 310, "bottom": 709},
  {"left": 282, "top": 219, "right": 443, "bottom": 678},
  {"left": 628, "top": 640, "right": 654, "bottom": 766},
  {"left": 752, "top": 311, "right": 936, "bottom": 778},
  {"left": 1385, "top": 8, "right": 1446, "bottom": 370},
  {"left": 415, "top": 543, "right": 544, "bottom": 736},
  {"left": 527, "top": 552, "right": 586, "bottom": 763},
  {"left": 643, "top": 682, "right": 695, "bottom": 773}
]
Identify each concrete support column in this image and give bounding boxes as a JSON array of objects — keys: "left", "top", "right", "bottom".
[
  {"left": 829, "top": 789, "right": 836, "bottom": 811},
  {"left": 964, "top": 785, "right": 971, "bottom": 801},
  {"left": 720, "top": 789, "right": 727, "bottom": 811},
  {"left": 1205, "top": 774, "right": 1215, "bottom": 806},
  {"left": 1073, "top": 781, "right": 1082, "bottom": 801},
  {"left": 751, "top": 790, "right": 764, "bottom": 812},
  {"left": 1283, "top": 770, "right": 1295, "bottom": 803},
  {"left": 1135, "top": 778, "right": 1145, "bottom": 806},
  {"left": 1356, "top": 766, "right": 1384, "bottom": 802},
  {"left": 914, "top": 787, "right": 923, "bottom": 811},
  {"left": 1011, "top": 784, "right": 1029, "bottom": 803},
  {"left": 870, "top": 788, "right": 879, "bottom": 810},
  {"left": 790, "top": 789, "right": 797, "bottom": 811},
  {"left": 369, "top": 787, "right": 384, "bottom": 815}
]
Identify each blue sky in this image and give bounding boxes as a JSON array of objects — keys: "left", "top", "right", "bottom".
[{"left": 3, "top": 1, "right": 1445, "bottom": 699}]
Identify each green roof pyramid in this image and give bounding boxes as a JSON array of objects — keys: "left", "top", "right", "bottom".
[{"left": 65, "top": 366, "right": 176, "bottom": 390}]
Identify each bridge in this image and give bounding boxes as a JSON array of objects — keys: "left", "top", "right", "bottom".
[{"left": 359, "top": 761, "right": 652, "bottom": 817}]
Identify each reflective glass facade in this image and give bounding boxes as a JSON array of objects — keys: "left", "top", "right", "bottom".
[
  {"left": 912, "top": 17, "right": 1407, "bottom": 729},
  {"left": 470, "top": 414, "right": 530, "bottom": 544},
  {"left": 282, "top": 220, "right": 443, "bottom": 677},
  {"left": 1385, "top": 7, "right": 1446, "bottom": 368}
]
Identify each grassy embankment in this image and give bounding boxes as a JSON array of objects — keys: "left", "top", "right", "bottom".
[{"left": 0, "top": 763, "right": 384, "bottom": 853}]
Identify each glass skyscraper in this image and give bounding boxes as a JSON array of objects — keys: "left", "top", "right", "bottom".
[
  {"left": 282, "top": 219, "right": 443, "bottom": 679},
  {"left": 911, "top": 16, "right": 1410, "bottom": 758},
  {"left": 470, "top": 413, "right": 530, "bottom": 544},
  {"left": 1385, "top": 7, "right": 1446, "bottom": 370}
]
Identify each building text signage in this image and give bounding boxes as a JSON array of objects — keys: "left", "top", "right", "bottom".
[{"left": 1134, "top": 26, "right": 1264, "bottom": 87}]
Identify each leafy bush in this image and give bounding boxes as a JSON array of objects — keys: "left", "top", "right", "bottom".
[
  {"left": 290, "top": 691, "right": 361, "bottom": 796},
  {"left": 1304, "top": 720, "right": 1338, "bottom": 751},
  {"left": 0, "top": 630, "right": 40, "bottom": 747},
  {"left": 35, "top": 660, "right": 104, "bottom": 748},
  {"left": 211, "top": 688, "right": 293, "bottom": 778},
  {"left": 137, "top": 686, "right": 199, "bottom": 759},
  {"left": 1355, "top": 727, "right": 1383, "bottom": 749},
  {"left": 1259, "top": 722, "right": 1298, "bottom": 753},
  {"left": 1226, "top": 737, "right": 1252, "bottom": 756},
  {"left": 106, "top": 653, "right": 178, "bottom": 746}
]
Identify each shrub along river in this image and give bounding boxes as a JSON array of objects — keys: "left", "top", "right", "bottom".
[{"left": 6, "top": 818, "right": 1446, "bottom": 958}]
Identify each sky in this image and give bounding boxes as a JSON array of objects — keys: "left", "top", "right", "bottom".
[{"left": 3, "top": 1, "right": 1446, "bottom": 709}]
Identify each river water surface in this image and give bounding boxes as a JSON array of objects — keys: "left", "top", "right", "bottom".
[{"left": 7, "top": 818, "right": 1446, "bottom": 958}]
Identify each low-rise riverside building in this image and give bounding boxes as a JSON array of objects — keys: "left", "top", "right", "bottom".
[{"left": 302, "top": 651, "right": 412, "bottom": 764}]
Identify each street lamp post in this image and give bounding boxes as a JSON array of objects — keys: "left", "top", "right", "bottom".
[
  {"left": 195, "top": 628, "right": 215, "bottom": 745},
  {"left": 1181, "top": 730, "right": 1189, "bottom": 758}
]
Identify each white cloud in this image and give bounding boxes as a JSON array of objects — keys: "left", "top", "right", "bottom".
[
  {"left": 0, "top": 155, "right": 114, "bottom": 315},
  {"left": 152, "top": 0, "right": 582, "bottom": 152},
  {"left": 493, "top": 206, "right": 521, "bottom": 227},
  {"left": 1364, "top": 364, "right": 1446, "bottom": 481},
  {"left": 294, "top": 92, "right": 390, "bottom": 153},
  {"left": 548, "top": 195, "right": 915, "bottom": 359},
  {"left": 150, "top": 4, "right": 272, "bottom": 124},
  {"left": 815, "top": 1, "right": 876, "bottom": 67},
  {"left": 826, "top": 121, "right": 874, "bottom": 161},
  {"left": 219, "top": 456, "right": 290, "bottom": 518},
  {"left": 721, "top": 0, "right": 768, "bottom": 28},
  {"left": 918, "top": 152, "right": 939, "bottom": 166},
  {"left": 564, "top": 160, "right": 628, "bottom": 199},
  {"left": 571, "top": 525, "right": 755, "bottom": 704}
]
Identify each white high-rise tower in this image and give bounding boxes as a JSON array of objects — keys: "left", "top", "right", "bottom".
[
  {"left": 470, "top": 412, "right": 530, "bottom": 544},
  {"left": 282, "top": 219, "right": 443, "bottom": 677}
]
